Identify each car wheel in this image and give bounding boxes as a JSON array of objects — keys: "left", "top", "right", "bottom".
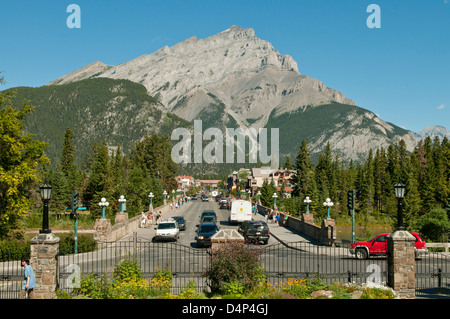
[{"left": 355, "top": 248, "right": 368, "bottom": 260}]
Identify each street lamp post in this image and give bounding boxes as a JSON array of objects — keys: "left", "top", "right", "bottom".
[
  {"left": 248, "top": 189, "right": 252, "bottom": 201},
  {"left": 172, "top": 190, "right": 175, "bottom": 202},
  {"left": 304, "top": 196, "right": 312, "bottom": 214},
  {"left": 257, "top": 191, "right": 261, "bottom": 205},
  {"left": 272, "top": 193, "right": 278, "bottom": 210},
  {"left": 149, "top": 192, "right": 154, "bottom": 213},
  {"left": 394, "top": 181, "right": 406, "bottom": 230},
  {"left": 163, "top": 190, "right": 167, "bottom": 205},
  {"left": 323, "top": 198, "right": 334, "bottom": 219},
  {"left": 118, "top": 195, "right": 126, "bottom": 213},
  {"left": 98, "top": 197, "right": 109, "bottom": 219},
  {"left": 39, "top": 183, "right": 52, "bottom": 234}
]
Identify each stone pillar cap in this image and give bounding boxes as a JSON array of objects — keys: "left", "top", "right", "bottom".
[
  {"left": 30, "top": 233, "right": 60, "bottom": 244},
  {"left": 387, "top": 230, "right": 415, "bottom": 240}
]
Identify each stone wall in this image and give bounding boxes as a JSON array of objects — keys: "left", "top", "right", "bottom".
[{"left": 94, "top": 203, "right": 173, "bottom": 244}]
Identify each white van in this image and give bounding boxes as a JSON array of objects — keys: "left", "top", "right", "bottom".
[{"left": 229, "top": 200, "right": 252, "bottom": 224}]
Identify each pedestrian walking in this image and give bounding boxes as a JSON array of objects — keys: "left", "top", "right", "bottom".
[
  {"left": 19, "top": 258, "right": 35, "bottom": 299},
  {"left": 284, "top": 211, "right": 290, "bottom": 227},
  {"left": 264, "top": 210, "right": 269, "bottom": 222},
  {"left": 148, "top": 212, "right": 153, "bottom": 225},
  {"left": 140, "top": 211, "right": 148, "bottom": 228},
  {"left": 275, "top": 213, "right": 280, "bottom": 227},
  {"left": 272, "top": 211, "right": 276, "bottom": 224}
]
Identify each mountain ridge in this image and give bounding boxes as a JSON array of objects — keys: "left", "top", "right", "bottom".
[{"left": 43, "top": 25, "right": 418, "bottom": 164}]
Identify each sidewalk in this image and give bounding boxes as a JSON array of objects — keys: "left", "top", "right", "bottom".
[
  {"left": 121, "top": 200, "right": 192, "bottom": 242},
  {"left": 252, "top": 211, "right": 313, "bottom": 244}
]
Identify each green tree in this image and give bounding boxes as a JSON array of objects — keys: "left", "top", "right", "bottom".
[
  {"left": 0, "top": 83, "right": 49, "bottom": 238},
  {"left": 415, "top": 207, "right": 450, "bottom": 242},
  {"left": 291, "top": 140, "right": 318, "bottom": 213}
]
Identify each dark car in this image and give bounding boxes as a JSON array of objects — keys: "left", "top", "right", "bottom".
[
  {"left": 219, "top": 199, "right": 230, "bottom": 210},
  {"left": 200, "top": 210, "right": 218, "bottom": 221},
  {"left": 238, "top": 221, "right": 270, "bottom": 245},
  {"left": 200, "top": 215, "right": 217, "bottom": 225},
  {"left": 172, "top": 216, "right": 186, "bottom": 231},
  {"left": 196, "top": 222, "right": 220, "bottom": 248}
]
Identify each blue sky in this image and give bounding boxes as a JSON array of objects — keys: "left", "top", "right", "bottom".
[{"left": 1, "top": 0, "right": 449, "bottom": 133}]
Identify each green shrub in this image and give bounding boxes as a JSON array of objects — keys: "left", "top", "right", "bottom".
[
  {"left": 0, "top": 239, "right": 30, "bottom": 261},
  {"left": 203, "top": 242, "right": 266, "bottom": 295}
]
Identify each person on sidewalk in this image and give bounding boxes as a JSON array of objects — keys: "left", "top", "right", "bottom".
[
  {"left": 140, "top": 212, "right": 148, "bottom": 228},
  {"left": 284, "top": 211, "right": 290, "bottom": 227},
  {"left": 276, "top": 212, "right": 280, "bottom": 227},
  {"left": 19, "top": 258, "right": 35, "bottom": 299}
]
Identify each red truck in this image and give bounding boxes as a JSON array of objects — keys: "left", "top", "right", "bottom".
[{"left": 349, "top": 232, "right": 428, "bottom": 260}]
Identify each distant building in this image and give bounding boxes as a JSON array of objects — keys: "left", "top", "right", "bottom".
[
  {"left": 247, "top": 167, "right": 296, "bottom": 197},
  {"left": 176, "top": 176, "right": 194, "bottom": 191}
]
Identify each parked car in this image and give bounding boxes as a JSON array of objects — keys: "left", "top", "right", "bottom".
[
  {"left": 238, "top": 221, "right": 270, "bottom": 245},
  {"left": 172, "top": 216, "right": 186, "bottom": 231},
  {"left": 154, "top": 219, "right": 179, "bottom": 242},
  {"left": 349, "top": 232, "right": 427, "bottom": 260},
  {"left": 196, "top": 222, "right": 220, "bottom": 248}
]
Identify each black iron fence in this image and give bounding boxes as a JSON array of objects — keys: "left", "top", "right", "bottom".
[
  {"left": 1, "top": 237, "right": 449, "bottom": 298},
  {"left": 415, "top": 250, "right": 450, "bottom": 297}
]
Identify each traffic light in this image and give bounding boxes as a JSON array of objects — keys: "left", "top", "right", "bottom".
[
  {"left": 347, "top": 190, "right": 354, "bottom": 212},
  {"left": 70, "top": 190, "right": 78, "bottom": 220}
]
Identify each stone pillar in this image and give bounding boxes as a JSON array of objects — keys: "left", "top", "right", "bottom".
[
  {"left": 302, "top": 213, "right": 314, "bottom": 225},
  {"left": 30, "top": 233, "right": 60, "bottom": 299},
  {"left": 115, "top": 212, "right": 128, "bottom": 225},
  {"left": 321, "top": 219, "right": 336, "bottom": 246},
  {"left": 94, "top": 218, "right": 112, "bottom": 248},
  {"left": 387, "top": 230, "right": 416, "bottom": 299}
]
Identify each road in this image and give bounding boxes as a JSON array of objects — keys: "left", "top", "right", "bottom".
[{"left": 127, "top": 198, "right": 280, "bottom": 246}]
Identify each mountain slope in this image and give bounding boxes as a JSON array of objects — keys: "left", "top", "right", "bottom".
[
  {"left": 48, "top": 25, "right": 354, "bottom": 128},
  {"left": 265, "top": 103, "right": 416, "bottom": 163},
  {"left": 8, "top": 78, "right": 191, "bottom": 164},
  {"left": 44, "top": 25, "right": 418, "bottom": 165}
]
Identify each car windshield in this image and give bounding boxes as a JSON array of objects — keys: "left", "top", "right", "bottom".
[
  {"left": 250, "top": 223, "right": 268, "bottom": 230},
  {"left": 173, "top": 217, "right": 184, "bottom": 222},
  {"left": 199, "top": 225, "right": 218, "bottom": 232},
  {"left": 158, "top": 223, "right": 176, "bottom": 229}
]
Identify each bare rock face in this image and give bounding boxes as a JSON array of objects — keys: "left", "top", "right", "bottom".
[
  {"left": 47, "top": 25, "right": 417, "bottom": 162},
  {"left": 48, "top": 25, "right": 354, "bottom": 127}
]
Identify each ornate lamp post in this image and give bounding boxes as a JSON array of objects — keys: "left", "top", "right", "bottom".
[
  {"left": 98, "top": 197, "right": 109, "bottom": 219},
  {"left": 39, "top": 183, "right": 52, "bottom": 234},
  {"left": 323, "top": 198, "right": 334, "bottom": 219},
  {"left": 394, "top": 181, "right": 406, "bottom": 230},
  {"left": 149, "top": 192, "right": 154, "bottom": 213},
  {"left": 163, "top": 190, "right": 167, "bottom": 205},
  {"left": 304, "top": 196, "right": 312, "bottom": 214},
  {"left": 172, "top": 190, "right": 175, "bottom": 202},
  {"left": 272, "top": 193, "right": 278, "bottom": 210},
  {"left": 118, "top": 195, "right": 126, "bottom": 213}
]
